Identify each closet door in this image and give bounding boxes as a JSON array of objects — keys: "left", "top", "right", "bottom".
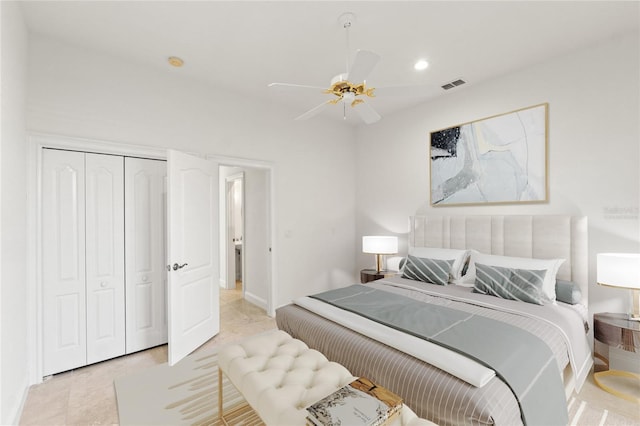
[
  {"left": 42, "top": 149, "right": 87, "bottom": 375},
  {"left": 125, "top": 157, "right": 168, "bottom": 353},
  {"left": 85, "top": 153, "right": 126, "bottom": 364}
]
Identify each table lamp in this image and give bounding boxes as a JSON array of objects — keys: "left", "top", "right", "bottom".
[
  {"left": 363, "top": 236, "right": 398, "bottom": 272},
  {"left": 597, "top": 253, "right": 640, "bottom": 321}
]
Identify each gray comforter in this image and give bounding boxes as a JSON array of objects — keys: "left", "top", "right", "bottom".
[
  {"left": 310, "top": 284, "right": 567, "bottom": 425},
  {"left": 275, "top": 277, "right": 592, "bottom": 426}
]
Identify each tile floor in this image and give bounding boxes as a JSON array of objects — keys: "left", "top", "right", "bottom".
[
  {"left": 19, "top": 283, "right": 276, "bottom": 425},
  {"left": 19, "top": 285, "right": 639, "bottom": 424}
]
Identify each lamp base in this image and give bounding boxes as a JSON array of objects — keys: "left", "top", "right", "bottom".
[{"left": 374, "top": 254, "right": 384, "bottom": 273}]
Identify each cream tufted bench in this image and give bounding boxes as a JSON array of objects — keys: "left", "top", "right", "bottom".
[{"left": 218, "top": 330, "right": 436, "bottom": 426}]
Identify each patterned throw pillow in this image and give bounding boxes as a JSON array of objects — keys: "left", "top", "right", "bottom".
[
  {"left": 460, "top": 252, "right": 564, "bottom": 301},
  {"left": 473, "top": 263, "right": 553, "bottom": 305},
  {"left": 408, "top": 247, "right": 470, "bottom": 280},
  {"left": 402, "top": 255, "right": 454, "bottom": 286}
]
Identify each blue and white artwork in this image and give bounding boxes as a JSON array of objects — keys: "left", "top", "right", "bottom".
[{"left": 430, "top": 104, "right": 548, "bottom": 206}]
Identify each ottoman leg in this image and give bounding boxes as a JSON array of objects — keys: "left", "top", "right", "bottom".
[{"left": 218, "top": 368, "right": 223, "bottom": 420}]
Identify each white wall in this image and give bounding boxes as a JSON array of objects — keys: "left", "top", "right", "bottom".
[
  {"left": 27, "top": 35, "right": 358, "bottom": 310},
  {"left": 0, "top": 2, "right": 29, "bottom": 423},
  {"left": 355, "top": 32, "right": 640, "bottom": 316}
]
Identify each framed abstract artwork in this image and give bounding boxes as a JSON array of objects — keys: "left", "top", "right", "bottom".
[{"left": 430, "top": 103, "right": 548, "bottom": 206}]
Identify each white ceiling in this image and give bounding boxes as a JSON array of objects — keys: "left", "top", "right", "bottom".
[{"left": 19, "top": 1, "right": 640, "bottom": 124}]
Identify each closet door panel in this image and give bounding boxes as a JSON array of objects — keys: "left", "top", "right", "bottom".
[
  {"left": 125, "top": 157, "right": 167, "bottom": 353},
  {"left": 42, "top": 149, "right": 87, "bottom": 375},
  {"left": 85, "top": 153, "right": 126, "bottom": 364}
]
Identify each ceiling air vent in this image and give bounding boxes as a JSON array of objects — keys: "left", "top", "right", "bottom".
[{"left": 441, "top": 78, "right": 466, "bottom": 90}]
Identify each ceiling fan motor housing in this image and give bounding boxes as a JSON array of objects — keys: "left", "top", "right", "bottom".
[{"left": 328, "top": 73, "right": 375, "bottom": 99}]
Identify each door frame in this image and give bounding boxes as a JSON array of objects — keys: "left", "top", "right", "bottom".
[
  {"left": 27, "top": 132, "right": 277, "bottom": 384},
  {"left": 215, "top": 158, "right": 275, "bottom": 315}
]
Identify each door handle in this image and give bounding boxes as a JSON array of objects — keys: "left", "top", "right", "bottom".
[{"left": 172, "top": 263, "right": 188, "bottom": 271}]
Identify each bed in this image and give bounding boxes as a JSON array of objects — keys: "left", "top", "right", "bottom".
[{"left": 275, "top": 215, "right": 592, "bottom": 426}]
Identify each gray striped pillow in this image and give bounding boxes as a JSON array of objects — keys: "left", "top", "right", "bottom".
[
  {"left": 473, "top": 263, "right": 552, "bottom": 305},
  {"left": 402, "top": 255, "right": 453, "bottom": 286}
]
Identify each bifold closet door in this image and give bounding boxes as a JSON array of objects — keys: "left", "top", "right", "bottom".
[
  {"left": 85, "top": 153, "right": 125, "bottom": 364},
  {"left": 42, "top": 149, "right": 87, "bottom": 375},
  {"left": 125, "top": 157, "right": 168, "bottom": 353},
  {"left": 42, "top": 150, "right": 126, "bottom": 375}
]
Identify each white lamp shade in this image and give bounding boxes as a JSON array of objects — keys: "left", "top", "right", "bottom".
[
  {"left": 362, "top": 236, "right": 398, "bottom": 254},
  {"left": 597, "top": 253, "right": 640, "bottom": 289}
]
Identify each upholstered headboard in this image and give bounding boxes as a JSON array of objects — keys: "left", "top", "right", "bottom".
[{"left": 409, "top": 215, "right": 588, "bottom": 304}]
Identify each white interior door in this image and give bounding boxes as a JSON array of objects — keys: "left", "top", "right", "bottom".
[
  {"left": 167, "top": 150, "right": 219, "bottom": 365},
  {"left": 124, "top": 157, "right": 168, "bottom": 353},
  {"left": 85, "top": 153, "right": 126, "bottom": 364},
  {"left": 42, "top": 149, "right": 87, "bottom": 375}
]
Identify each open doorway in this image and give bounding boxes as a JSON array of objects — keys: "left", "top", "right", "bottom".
[
  {"left": 219, "top": 165, "right": 272, "bottom": 314},
  {"left": 225, "top": 172, "right": 244, "bottom": 294}
]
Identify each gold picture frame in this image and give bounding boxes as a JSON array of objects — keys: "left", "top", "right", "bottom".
[{"left": 430, "top": 103, "right": 549, "bottom": 206}]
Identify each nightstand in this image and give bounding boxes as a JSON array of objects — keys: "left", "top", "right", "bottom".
[
  {"left": 360, "top": 269, "right": 396, "bottom": 284},
  {"left": 593, "top": 312, "right": 640, "bottom": 403}
]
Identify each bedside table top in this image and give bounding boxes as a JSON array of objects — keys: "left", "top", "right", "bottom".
[
  {"left": 594, "top": 312, "right": 640, "bottom": 332},
  {"left": 594, "top": 312, "right": 640, "bottom": 353},
  {"left": 360, "top": 269, "right": 397, "bottom": 283},
  {"left": 360, "top": 269, "right": 395, "bottom": 274}
]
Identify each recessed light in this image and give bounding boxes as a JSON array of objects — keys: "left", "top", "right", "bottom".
[
  {"left": 414, "top": 59, "right": 429, "bottom": 71},
  {"left": 168, "top": 56, "right": 184, "bottom": 67}
]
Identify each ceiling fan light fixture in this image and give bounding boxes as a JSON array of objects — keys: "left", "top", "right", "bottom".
[
  {"left": 342, "top": 92, "right": 356, "bottom": 103},
  {"left": 414, "top": 59, "right": 429, "bottom": 71}
]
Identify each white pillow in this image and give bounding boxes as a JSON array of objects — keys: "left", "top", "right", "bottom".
[
  {"left": 407, "top": 247, "right": 470, "bottom": 281},
  {"left": 460, "top": 252, "right": 565, "bottom": 301}
]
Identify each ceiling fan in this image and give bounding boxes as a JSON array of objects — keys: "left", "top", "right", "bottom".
[{"left": 268, "top": 13, "right": 386, "bottom": 124}]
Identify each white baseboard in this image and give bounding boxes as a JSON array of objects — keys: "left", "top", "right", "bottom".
[
  {"left": 244, "top": 291, "right": 267, "bottom": 310},
  {"left": 5, "top": 379, "right": 29, "bottom": 425}
]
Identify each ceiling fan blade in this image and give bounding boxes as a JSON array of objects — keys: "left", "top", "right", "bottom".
[
  {"left": 353, "top": 101, "right": 381, "bottom": 124},
  {"left": 347, "top": 50, "right": 381, "bottom": 84},
  {"left": 268, "top": 82, "right": 327, "bottom": 92},
  {"left": 295, "top": 101, "right": 331, "bottom": 121}
]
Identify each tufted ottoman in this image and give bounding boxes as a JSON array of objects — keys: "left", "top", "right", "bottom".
[{"left": 217, "top": 330, "right": 436, "bottom": 426}]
